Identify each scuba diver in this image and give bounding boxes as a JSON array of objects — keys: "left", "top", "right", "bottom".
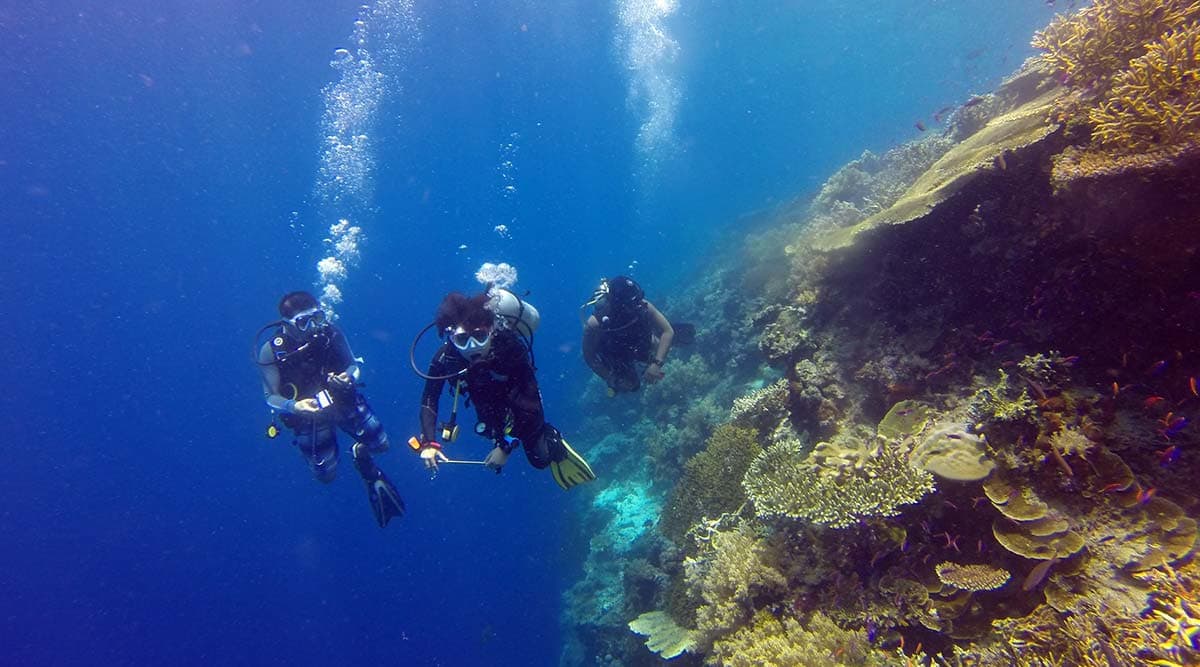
[
  {"left": 254, "top": 291, "right": 404, "bottom": 527},
  {"left": 409, "top": 287, "right": 596, "bottom": 490},
  {"left": 581, "top": 276, "right": 693, "bottom": 395}
]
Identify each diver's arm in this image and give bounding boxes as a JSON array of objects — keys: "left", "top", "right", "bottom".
[
  {"left": 331, "top": 327, "right": 361, "bottom": 381},
  {"left": 646, "top": 302, "right": 674, "bottom": 365},
  {"left": 419, "top": 351, "right": 449, "bottom": 443},
  {"left": 259, "top": 343, "right": 297, "bottom": 413},
  {"left": 581, "top": 316, "right": 608, "bottom": 379}
]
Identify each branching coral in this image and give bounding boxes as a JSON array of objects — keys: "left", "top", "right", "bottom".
[
  {"left": 730, "top": 379, "right": 789, "bottom": 426},
  {"left": 1091, "top": 22, "right": 1200, "bottom": 149},
  {"left": 683, "top": 523, "right": 786, "bottom": 649},
  {"left": 743, "top": 439, "right": 935, "bottom": 528},
  {"left": 1032, "top": 0, "right": 1200, "bottom": 92},
  {"left": 660, "top": 425, "right": 762, "bottom": 543},
  {"left": 968, "top": 370, "right": 1038, "bottom": 425},
  {"left": 707, "top": 610, "right": 895, "bottom": 667}
]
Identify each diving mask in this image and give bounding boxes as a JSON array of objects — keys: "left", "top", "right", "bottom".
[
  {"left": 450, "top": 325, "right": 493, "bottom": 359},
  {"left": 289, "top": 307, "right": 327, "bottom": 332}
]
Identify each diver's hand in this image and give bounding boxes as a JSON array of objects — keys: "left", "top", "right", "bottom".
[
  {"left": 328, "top": 371, "right": 354, "bottom": 388},
  {"left": 644, "top": 362, "right": 665, "bottom": 384},
  {"left": 420, "top": 445, "right": 448, "bottom": 472},
  {"left": 483, "top": 446, "right": 510, "bottom": 472},
  {"left": 293, "top": 398, "right": 322, "bottom": 414}
]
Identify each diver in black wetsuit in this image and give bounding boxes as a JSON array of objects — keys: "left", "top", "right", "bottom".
[
  {"left": 412, "top": 290, "right": 595, "bottom": 490},
  {"left": 581, "top": 276, "right": 684, "bottom": 395},
  {"left": 255, "top": 291, "right": 404, "bottom": 527}
]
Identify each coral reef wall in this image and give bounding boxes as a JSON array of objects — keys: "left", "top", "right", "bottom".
[{"left": 563, "top": 2, "right": 1200, "bottom": 665}]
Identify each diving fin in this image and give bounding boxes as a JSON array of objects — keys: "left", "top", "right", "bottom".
[
  {"left": 670, "top": 322, "right": 696, "bottom": 346},
  {"left": 549, "top": 437, "right": 597, "bottom": 491},
  {"left": 353, "top": 445, "right": 405, "bottom": 527}
]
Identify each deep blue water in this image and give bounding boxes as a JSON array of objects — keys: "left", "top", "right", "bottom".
[{"left": 2, "top": 2, "right": 1058, "bottom": 664}]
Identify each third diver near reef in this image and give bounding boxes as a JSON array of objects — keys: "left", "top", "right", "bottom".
[
  {"left": 581, "top": 275, "right": 693, "bottom": 395},
  {"left": 409, "top": 287, "right": 596, "bottom": 490},
  {"left": 255, "top": 291, "right": 405, "bottom": 527}
]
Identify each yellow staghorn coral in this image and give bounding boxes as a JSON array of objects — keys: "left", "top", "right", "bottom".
[
  {"left": 1091, "top": 23, "right": 1200, "bottom": 149},
  {"left": 1032, "top": 0, "right": 1200, "bottom": 92},
  {"left": 743, "top": 439, "right": 934, "bottom": 529}
]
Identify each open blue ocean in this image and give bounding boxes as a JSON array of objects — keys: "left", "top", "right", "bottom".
[{"left": 2, "top": 2, "right": 1063, "bottom": 665}]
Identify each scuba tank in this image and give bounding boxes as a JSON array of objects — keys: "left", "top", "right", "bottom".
[{"left": 489, "top": 287, "right": 539, "bottom": 339}]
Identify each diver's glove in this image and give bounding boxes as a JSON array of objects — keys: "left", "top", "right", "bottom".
[{"left": 483, "top": 446, "right": 510, "bottom": 473}]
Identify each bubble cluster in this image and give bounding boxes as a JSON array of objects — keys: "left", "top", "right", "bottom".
[
  {"left": 616, "top": 0, "right": 682, "bottom": 175},
  {"left": 494, "top": 224, "right": 511, "bottom": 239},
  {"left": 498, "top": 132, "right": 520, "bottom": 199},
  {"left": 475, "top": 262, "right": 518, "bottom": 290},
  {"left": 312, "top": 0, "right": 419, "bottom": 312}
]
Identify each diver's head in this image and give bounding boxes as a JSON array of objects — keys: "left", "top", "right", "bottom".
[
  {"left": 279, "top": 291, "right": 328, "bottom": 337},
  {"left": 605, "top": 276, "right": 644, "bottom": 312},
  {"left": 436, "top": 291, "right": 496, "bottom": 361}
]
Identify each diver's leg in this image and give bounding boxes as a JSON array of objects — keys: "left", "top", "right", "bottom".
[
  {"left": 287, "top": 415, "right": 339, "bottom": 483},
  {"left": 509, "top": 380, "right": 554, "bottom": 469},
  {"left": 340, "top": 394, "right": 389, "bottom": 455}
]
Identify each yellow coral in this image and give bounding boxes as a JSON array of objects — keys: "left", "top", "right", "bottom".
[
  {"left": 684, "top": 524, "right": 786, "bottom": 648},
  {"left": 1091, "top": 23, "right": 1200, "bottom": 149},
  {"left": 935, "top": 562, "right": 1011, "bottom": 592},
  {"left": 743, "top": 439, "right": 934, "bottom": 528},
  {"left": 661, "top": 425, "right": 761, "bottom": 542},
  {"left": 628, "top": 611, "right": 697, "bottom": 659},
  {"left": 1033, "top": 0, "right": 1200, "bottom": 91},
  {"left": 708, "top": 610, "right": 895, "bottom": 667}
]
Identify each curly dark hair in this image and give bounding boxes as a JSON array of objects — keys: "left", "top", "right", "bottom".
[
  {"left": 278, "top": 291, "right": 319, "bottom": 318},
  {"left": 435, "top": 291, "right": 495, "bottom": 332}
]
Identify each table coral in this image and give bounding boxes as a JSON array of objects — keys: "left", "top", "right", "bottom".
[
  {"left": 743, "top": 438, "right": 934, "bottom": 528},
  {"left": 935, "top": 562, "right": 1012, "bottom": 592}
]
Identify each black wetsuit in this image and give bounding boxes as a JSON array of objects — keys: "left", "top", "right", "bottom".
[
  {"left": 583, "top": 302, "right": 654, "bottom": 393},
  {"left": 420, "top": 329, "right": 561, "bottom": 468},
  {"left": 259, "top": 324, "right": 388, "bottom": 481}
]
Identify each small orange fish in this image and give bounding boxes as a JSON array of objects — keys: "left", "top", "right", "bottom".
[
  {"left": 1145, "top": 396, "right": 1166, "bottom": 409},
  {"left": 1190, "top": 376, "right": 1197, "bottom": 397},
  {"left": 1112, "top": 381, "right": 1120, "bottom": 398},
  {"left": 1137, "top": 487, "right": 1157, "bottom": 505},
  {"left": 1100, "top": 482, "right": 1127, "bottom": 493}
]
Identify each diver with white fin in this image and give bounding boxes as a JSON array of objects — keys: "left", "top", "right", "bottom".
[
  {"left": 254, "top": 291, "right": 404, "bottom": 527},
  {"left": 408, "top": 286, "right": 596, "bottom": 490}
]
